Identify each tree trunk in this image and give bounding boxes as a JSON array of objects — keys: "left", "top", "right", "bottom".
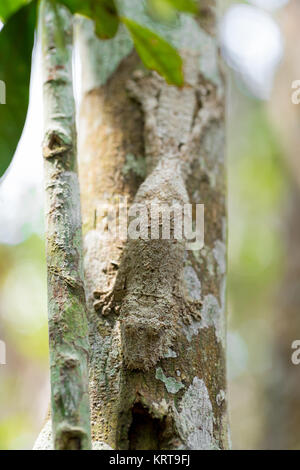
[{"left": 77, "top": 0, "right": 230, "bottom": 450}]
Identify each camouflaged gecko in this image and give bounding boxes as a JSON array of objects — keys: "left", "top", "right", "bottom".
[{"left": 93, "top": 57, "right": 221, "bottom": 370}]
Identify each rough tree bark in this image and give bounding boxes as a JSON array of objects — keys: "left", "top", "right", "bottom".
[
  {"left": 77, "top": 0, "right": 229, "bottom": 450},
  {"left": 35, "top": 0, "right": 229, "bottom": 450}
]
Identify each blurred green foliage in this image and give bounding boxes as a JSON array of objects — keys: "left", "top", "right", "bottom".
[
  {"left": 0, "top": 0, "right": 30, "bottom": 22},
  {"left": 227, "top": 83, "right": 288, "bottom": 448},
  {"left": 0, "top": 235, "right": 49, "bottom": 450},
  {"left": 229, "top": 94, "right": 286, "bottom": 319}
]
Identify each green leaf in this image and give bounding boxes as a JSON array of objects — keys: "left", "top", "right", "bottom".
[
  {"left": 0, "top": 0, "right": 32, "bottom": 22},
  {"left": 59, "top": 0, "right": 119, "bottom": 39},
  {"left": 122, "top": 17, "right": 183, "bottom": 87},
  {"left": 0, "top": 2, "right": 36, "bottom": 178},
  {"left": 165, "top": 0, "right": 198, "bottom": 14},
  {"left": 148, "top": 0, "right": 197, "bottom": 16},
  {"left": 147, "top": 0, "right": 177, "bottom": 23}
]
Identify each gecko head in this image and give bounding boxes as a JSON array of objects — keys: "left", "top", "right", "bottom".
[{"left": 120, "top": 314, "right": 173, "bottom": 371}]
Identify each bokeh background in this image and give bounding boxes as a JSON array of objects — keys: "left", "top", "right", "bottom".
[{"left": 1, "top": 0, "right": 300, "bottom": 449}]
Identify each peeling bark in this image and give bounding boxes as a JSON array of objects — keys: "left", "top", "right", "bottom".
[
  {"left": 41, "top": 0, "right": 91, "bottom": 450},
  {"left": 77, "top": 0, "right": 230, "bottom": 450}
]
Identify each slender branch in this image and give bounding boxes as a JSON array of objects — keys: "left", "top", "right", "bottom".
[{"left": 41, "top": 0, "right": 91, "bottom": 450}]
